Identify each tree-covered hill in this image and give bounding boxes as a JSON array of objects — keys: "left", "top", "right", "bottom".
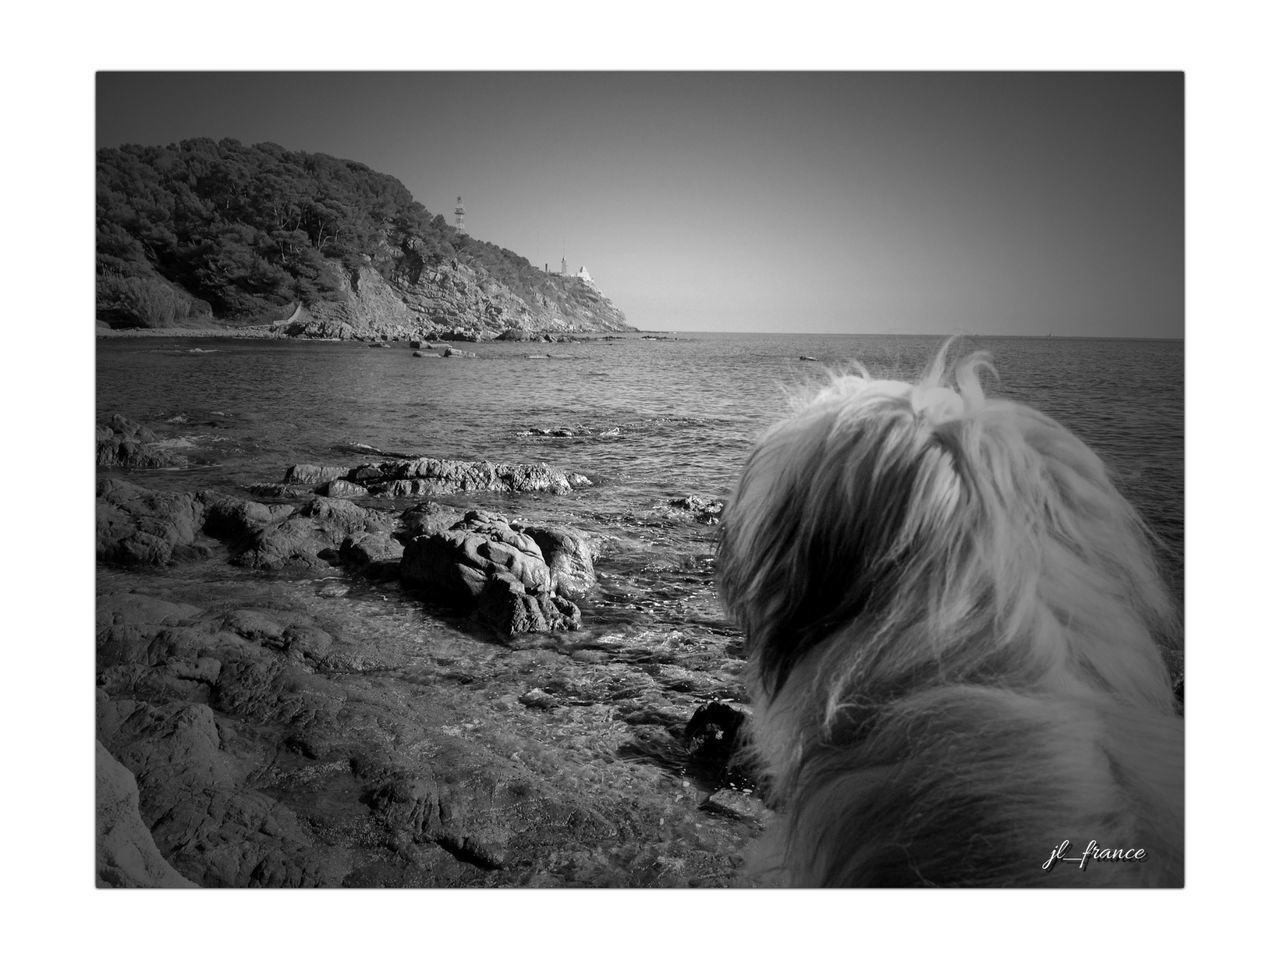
[{"left": 96, "top": 138, "right": 631, "bottom": 336}]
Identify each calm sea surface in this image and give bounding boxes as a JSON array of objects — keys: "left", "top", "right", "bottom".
[{"left": 96, "top": 332, "right": 1184, "bottom": 613}]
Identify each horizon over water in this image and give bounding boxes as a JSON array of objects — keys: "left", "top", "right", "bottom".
[{"left": 634, "top": 328, "right": 1184, "bottom": 341}]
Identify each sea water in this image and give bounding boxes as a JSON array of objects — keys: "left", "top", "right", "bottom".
[{"left": 96, "top": 331, "right": 1184, "bottom": 588}]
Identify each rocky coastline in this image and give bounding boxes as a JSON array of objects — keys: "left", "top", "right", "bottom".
[
  {"left": 96, "top": 416, "right": 762, "bottom": 888},
  {"left": 97, "top": 140, "right": 636, "bottom": 341},
  {"left": 95, "top": 325, "right": 655, "bottom": 344}
]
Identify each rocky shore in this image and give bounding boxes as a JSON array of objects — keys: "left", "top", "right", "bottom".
[
  {"left": 95, "top": 325, "right": 647, "bottom": 344},
  {"left": 96, "top": 417, "right": 761, "bottom": 888}
]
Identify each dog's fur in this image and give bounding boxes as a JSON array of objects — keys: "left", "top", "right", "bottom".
[{"left": 717, "top": 347, "right": 1183, "bottom": 886}]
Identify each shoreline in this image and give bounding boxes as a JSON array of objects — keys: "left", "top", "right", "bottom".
[
  {"left": 94, "top": 326, "right": 645, "bottom": 342},
  {"left": 95, "top": 418, "right": 756, "bottom": 889},
  {"left": 96, "top": 325, "right": 283, "bottom": 339}
]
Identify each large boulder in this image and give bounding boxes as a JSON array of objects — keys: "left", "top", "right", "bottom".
[
  {"left": 96, "top": 478, "right": 208, "bottom": 566},
  {"left": 401, "top": 511, "right": 552, "bottom": 601},
  {"left": 231, "top": 497, "right": 391, "bottom": 571},
  {"left": 477, "top": 572, "right": 581, "bottom": 635},
  {"left": 400, "top": 511, "right": 584, "bottom": 637}
]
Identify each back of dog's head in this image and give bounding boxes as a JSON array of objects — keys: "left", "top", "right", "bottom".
[{"left": 717, "top": 346, "right": 1182, "bottom": 886}]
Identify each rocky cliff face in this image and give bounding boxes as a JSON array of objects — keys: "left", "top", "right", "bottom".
[
  {"left": 275, "top": 257, "right": 631, "bottom": 341},
  {"left": 97, "top": 139, "right": 635, "bottom": 338}
]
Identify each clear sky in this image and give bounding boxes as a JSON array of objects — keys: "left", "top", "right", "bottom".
[{"left": 97, "top": 71, "right": 1183, "bottom": 337}]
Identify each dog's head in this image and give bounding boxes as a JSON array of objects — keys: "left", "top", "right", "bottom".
[{"left": 718, "top": 348, "right": 1175, "bottom": 774}]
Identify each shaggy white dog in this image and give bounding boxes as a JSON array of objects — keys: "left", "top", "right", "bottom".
[{"left": 718, "top": 348, "right": 1183, "bottom": 886}]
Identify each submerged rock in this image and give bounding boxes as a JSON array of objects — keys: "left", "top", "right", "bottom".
[
  {"left": 667, "top": 495, "right": 726, "bottom": 525},
  {"left": 275, "top": 456, "right": 584, "bottom": 497},
  {"left": 518, "top": 688, "right": 560, "bottom": 710},
  {"left": 247, "top": 482, "right": 313, "bottom": 499},
  {"left": 97, "top": 414, "right": 181, "bottom": 469},
  {"left": 496, "top": 327, "right": 535, "bottom": 341},
  {"left": 702, "top": 788, "right": 769, "bottom": 823}
]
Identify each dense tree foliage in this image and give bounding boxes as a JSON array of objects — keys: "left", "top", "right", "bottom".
[{"left": 97, "top": 138, "right": 591, "bottom": 326}]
